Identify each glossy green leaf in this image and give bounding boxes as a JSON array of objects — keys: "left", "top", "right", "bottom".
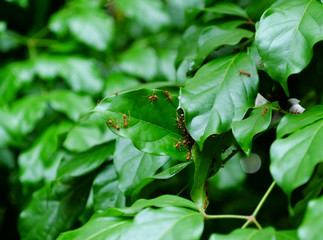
[
  {"left": 191, "top": 134, "right": 233, "bottom": 210},
  {"left": 18, "top": 125, "right": 61, "bottom": 195},
  {"left": 34, "top": 55, "right": 103, "bottom": 95},
  {"left": 57, "top": 142, "right": 115, "bottom": 180},
  {"left": 190, "top": 144, "right": 213, "bottom": 211},
  {"left": 114, "top": 138, "right": 169, "bottom": 197},
  {"left": 298, "top": 196, "right": 323, "bottom": 240},
  {"left": 117, "top": 207, "right": 204, "bottom": 240},
  {"left": 119, "top": 43, "right": 158, "bottom": 81},
  {"left": 193, "top": 25, "right": 254, "bottom": 71},
  {"left": 92, "top": 164, "right": 125, "bottom": 211},
  {"left": 106, "top": 194, "right": 199, "bottom": 217},
  {"left": 58, "top": 206, "right": 203, "bottom": 240},
  {"left": 0, "top": 94, "right": 47, "bottom": 146},
  {"left": 47, "top": 90, "right": 94, "bottom": 121},
  {"left": 131, "top": 161, "right": 192, "bottom": 197},
  {"left": 232, "top": 104, "right": 272, "bottom": 156},
  {"left": 255, "top": 0, "right": 323, "bottom": 94},
  {"left": 0, "top": 61, "right": 35, "bottom": 104},
  {"left": 49, "top": 2, "right": 114, "bottom": 51},
  {"left": 0, "top": 30, "right": 21, "bottom": 53},
  {"left": 270, "top": 105, "right": 323, "bottom": 196},
  {"left": 94, "top": 89, "right": 189, "bottom": 161},
  {"left": 203, "top": 2, "right": 249, "bottom": 19},
  {"left": 158, "top": 49, "right": 177, "bottom": 82},
  {"left": 209, "top": 227, "right": 298, "bottom": 240},
  {"left": 116, "top": 0, "right": 171, "bottom": 32},
  {"left": 181, "top": 53, "right": 258, "bottom": 149},
  {"left": 18, "top": 174, "right": 94, "bottom": 240},
  {"left": 63, "top": 114, "right": 115, "bottom": 152}
]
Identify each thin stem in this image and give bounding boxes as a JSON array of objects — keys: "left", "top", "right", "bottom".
[
  {"left": 253, "top": 219, "right": 263, "bottom": 230},
  {"left": 271, "top": 107, "right": 289, "bottom": 115},
  {"left": 205, "top": 214, "right": 250, "bottom": 220},
  {"left": 252, "top": 181, "right": 276, "bottom": 218}
]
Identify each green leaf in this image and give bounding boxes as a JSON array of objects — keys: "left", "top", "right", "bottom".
[
  {"left": 94, "top": 89, "right": 189, "bottom": 161},
  {"left": 57, "top": 142, "right": 115, "bottom": 180},
  {"left": 166, "top": 0, "right": 204, "bottom": 27},
  {"left": 92, "top": 164, "right": 125, "bottom": 211},
  {"left": 119, "top": 43, "right": 158, "bottom": 81},
  {"left": 0, "top": 94, "right": 47, "bottom": 145},
  {"left": 47, "top": 90, "right": 94, "bottom": 121},
  {"left": 158, "top": 49, "right": 177, "bottom": 82},
  {"left": 115, "top": 207, "right": 204, "bottom": 240},
  {"left": 270, "top": 105, "right": 323, "bottom": 196},
  {"left": 209, "top": 227, "right": 299, "bottom": 240},
  {"left": 203, "top": 2, "right": 249, "bottom": 19},
  {"left": 298, "top": 196, "right": 323, "bottom": 240},
  {"left": 18, "top": 125, "right": 62, "bottom": 196},
  {"left": 192, "top": 25, "right": 254, "bottom": 71},
  {"left": 58, "top": 206, "right": 203, "bottom": 240},
  {"left": 181, "top": 53, "right": 258, "bottom": 149},
  {"left": 49, "top": 2, "right": 114, "bottom": 51},
  {"left": 57, "top": 215, "right": 132, "bottom": 240},
  {"left": 0, "top": 30, "right": 21, "bottom": 52},
  {"left": 0, "top": 61, "right": 35, "bottom": 104},
  {"left": 18, "top": 174, "right": 94, "bottom": 240},
  {"left": 190, "top": 144, "right": 213, "bottom": 211},
  {"left": 35, "top": 55, "right": 103, "bottom": 95},
  {"left": 106, "top": 195, "right": 199, "bottom": 217},
  {"left": 116, "top": 0, "right": 171, "bottom": 32},
  {"left": 114, "top": 138, "right": 169, "bottom": 197},
  {"left": 190, "top": 134, "right": 233, "bottom": 210},
  {"left": 232, "top": 104, "right": 272, "bottom": 156},
  {"left": 255, "top": 0, "right": 323, "bottom": 94},
  {"left": 131, "top": 161, "right": 192, "bottom": 197},
  {"left": 63, "top": 114, "right": 115, "bottom": 152}
]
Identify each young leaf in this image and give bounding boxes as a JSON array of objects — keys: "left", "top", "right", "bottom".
[
  {"left": 298, "top": 196, "right": 323, "bottom": 240},
  {"left": 114, "top": 138, "right": 169, "bottom": 197},
  {"left": 94, "top": 89, "right": 189, "bottom": 161},
  {"left": 232, "top": 104, "right": 272, "bottom": 156},
  {"left": 49, "top": 2, "right": 114, "bottom": 51},
  {"left": 181, "top": 53, "right": 258, "bottom": 149},
  {"left": 255, "top": 0, "right": 323, "bottom": 94},
  {"left": 270, "top": 105, "right": 323, "bottom": 196}
]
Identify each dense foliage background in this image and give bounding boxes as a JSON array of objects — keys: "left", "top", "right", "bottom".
[{"left": 1, "top": 0, "right": 323, "bottom": 239}]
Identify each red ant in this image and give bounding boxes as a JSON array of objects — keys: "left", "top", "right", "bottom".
[
  {"left": 148, "top": 92, "right": 158, "bottom": 104},
  {"left": 107, "top": 119, "right": 120, "bottom": 130},
  {"left": 115, "top": 91, "right": 119, "bottom": 95},
  {"left": 186, "top": 151, "right": 191, "bottom": 161},
  {"left": 165, "top": 91, "right": 172, "bottom": 101},
  {"left": 259, "top": 62, "right": 263, "bottom": 67},
  {"left": 123, "top": 114, "right": 128, "bottom": 127},
  {"left": 261, "top": 107, "right": 268, "bottom": 115},
  {"left": 239, "top": 70, "right": 251, "bottom": 77},
  {"left": 175, "top": 141, "right": 182, "bottom": 148}
]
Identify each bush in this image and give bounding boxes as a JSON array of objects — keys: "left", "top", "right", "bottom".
[{"left": 1, "top": 0, "right": 323, "bottom": 239}]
